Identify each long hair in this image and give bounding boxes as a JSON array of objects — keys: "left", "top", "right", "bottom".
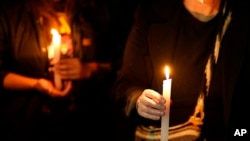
[
  {"left": 65, "top": 0, "right": 96, "bottom": 25},
  {"left": 18, "top": 0, "right": 64, "bottom": 45},
  {"left": 64, "top": 0, "right": 97, "bottom": 60},
  {"left": 26, "top": 0, "right": 61, "bottom": 29}
]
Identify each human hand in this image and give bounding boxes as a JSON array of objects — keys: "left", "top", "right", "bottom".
[
  {"left": 35, "top": 78, "right": 72, "bottom": 97},
  {"left": 54, "top": 58, "right": 98, "bottom": 80},
  {"left": 136, "top": 89, "right": 166, "bottom": 120}
]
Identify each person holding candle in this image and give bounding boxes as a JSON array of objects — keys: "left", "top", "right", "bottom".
[
  {"left": 0, "top": 0, "right": 109, "bottom": 140},
  {"left": 0, "top": 0, "right": 139, "bottom": 140},
  {"left": 0, "top": 0, "right": 84, "bottom": 140},
  {"left": 113, "top": 0, "right": 250, "bottom": 141}
]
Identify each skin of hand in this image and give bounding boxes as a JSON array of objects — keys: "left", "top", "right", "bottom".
[
  {"left": 53, "top": 58, "right": 98, "bottom": 80},
  {"left": 3, "top": 73, "right": 72, "bottom": 98},
  {"left": 136, "top": 89, "right": 167, "bottom": 120},
  {"left": 35, "top": 78, "right": 72, "bottom": 97}
]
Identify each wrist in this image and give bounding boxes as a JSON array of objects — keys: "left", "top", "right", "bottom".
[{"left": 31, "top": 78, "right": 40, "bottom": 90}]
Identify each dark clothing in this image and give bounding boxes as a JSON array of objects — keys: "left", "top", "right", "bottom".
[
  {"left": 203, "top": 1, "right": 250, "bottom": 140},
  {"left": 70, "top": 1, "right": 138, "bottom": 141},
  {"left": 114, "top": 0, "right": 250, "bottom": 140},
  {"left": 0, "top": 2, "right": 115, "bottom": 140},
  {"left": 0, "top": 3, "right": 81, "bottom": 140},
  {"left": 0, "top": 0, "right": 138, "bottom": 140}
]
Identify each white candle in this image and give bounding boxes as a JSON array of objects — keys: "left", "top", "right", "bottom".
[
  {"left": 161, "top": 66, "right": 172, "bottom": 141},
  {"left": 50, "top": 29, "right": 62, "bottom": 90}
]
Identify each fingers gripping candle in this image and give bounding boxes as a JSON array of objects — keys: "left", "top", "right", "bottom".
[{"left": 161, "top": 66, "right": 172, "bottom": 141}]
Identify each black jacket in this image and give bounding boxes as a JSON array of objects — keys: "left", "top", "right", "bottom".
[{"left": 114, "top": 0, "right": 250, "bottom": 140}]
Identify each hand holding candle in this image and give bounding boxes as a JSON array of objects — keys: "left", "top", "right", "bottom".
[{"left": 161, "top": 66, "right": 172, "bottom": 141}]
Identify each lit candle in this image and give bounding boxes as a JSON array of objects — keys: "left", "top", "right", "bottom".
[
  {"left": 161, "top": 66, "right": 172, "bottom": 141},
  {"left": 49, "top": 28, "right": 62, "bottom": 90}
]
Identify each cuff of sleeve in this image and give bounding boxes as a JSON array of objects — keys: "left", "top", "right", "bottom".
[
  {"left": 0, "top": 70, "right": 9, "bottom": 90},
  {"left": 125, "top": 89, "right": 143, "bottom": 117}
]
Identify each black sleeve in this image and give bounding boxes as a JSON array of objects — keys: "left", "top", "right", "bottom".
[
  {"left": 113, "top": 1, "right": 151, "bottom": 117},
  {"left": 0, "top": 10, "right": 11, "bottom": 90}
]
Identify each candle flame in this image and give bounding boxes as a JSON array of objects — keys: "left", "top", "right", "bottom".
[
  {"left": 58, "top": 14, "right": 71, "bottom": 34},
  {"left": 48, "top": 28, "right": 61, "bottom": 60},
  {"left": 164, "top": 66, "right": 170, "bottom": 79},
  {"left": 51, "top": 28, "right": 61, "bottom": 46}
]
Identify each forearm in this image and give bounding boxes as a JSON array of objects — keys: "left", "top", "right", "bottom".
[{"left": 3, "top": 72, "right": 38, "bottom": 90}]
